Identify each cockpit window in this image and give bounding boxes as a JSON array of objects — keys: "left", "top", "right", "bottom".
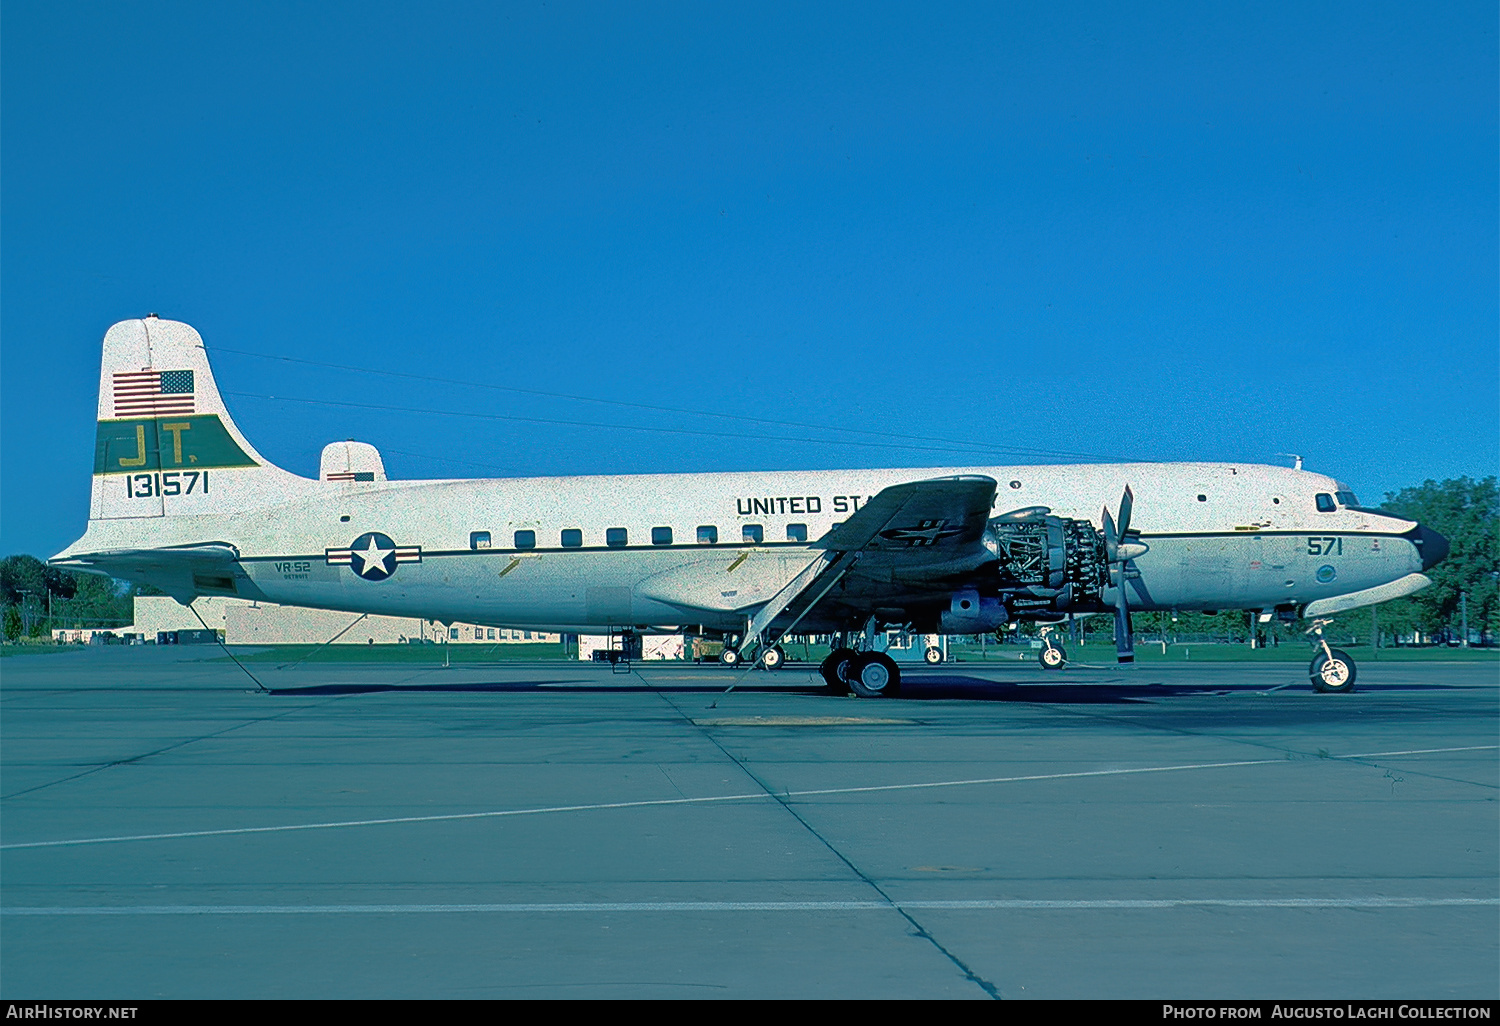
[
  {"left": 1315, "top": 493, "right": 1336, "bottom": 513},
  {"left": 1335, "top": 491, "right": 1359, "bottom": 507}
]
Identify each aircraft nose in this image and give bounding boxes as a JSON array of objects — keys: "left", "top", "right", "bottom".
[{"left": 1406, "top": 524, "right": 1450, "bottom": 571}]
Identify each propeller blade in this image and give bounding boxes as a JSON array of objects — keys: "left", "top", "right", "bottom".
[
  {"left": 1113, "top": 582, "right": 1135, "bottom": 664},
  {"left": 1117, "top": 485, "right": 1134, "bottom": 540},
  {"left": 1101, "top": 507, "right": 1118, "bottom": 562}
]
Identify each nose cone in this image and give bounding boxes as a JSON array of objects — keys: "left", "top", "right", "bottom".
[{"left": 1408, "top": 525, "right": 1450, "bottom": 571}]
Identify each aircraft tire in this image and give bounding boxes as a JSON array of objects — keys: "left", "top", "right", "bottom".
[
  {"left": 1039, "top": 644, "right": 1067, "bottom": 670},
  {"left": 758, "top": 645, "right": 785, "bottom": 671},
  {"left": 720, "top": 646, "right": 741, "bottom": 667},
  {"left": 847, "top": 652, "right": 901, "bottom": 698},
  {"left": 924, "top": 646, "right": 943, "bottom": 665},
  {"left": 1310, "top": 650, "right": 1357, "bottom": 693},
  {"left": 820, "top": 648, "right": 855, "bottom": 694}
]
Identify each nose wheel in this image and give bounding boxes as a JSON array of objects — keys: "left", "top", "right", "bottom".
[
  {"left": 1310, "top": 649, "right": 1357, "bottom": 692},
  {"left": 1305, "top": 619, "right": 1357, "bottom": 693}
]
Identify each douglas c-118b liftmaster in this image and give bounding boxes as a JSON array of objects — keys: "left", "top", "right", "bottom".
[{"left": 52, "top": 318, "right": 1449, "bottom": 696}]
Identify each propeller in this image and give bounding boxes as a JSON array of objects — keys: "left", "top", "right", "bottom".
[{"left": 1100, "top": 485, "right": 1148, "bottom": 664}]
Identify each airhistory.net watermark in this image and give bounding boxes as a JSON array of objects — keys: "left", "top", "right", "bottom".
[{"left": 5, "top": 1007, "right": 137, "bottom": 1020}]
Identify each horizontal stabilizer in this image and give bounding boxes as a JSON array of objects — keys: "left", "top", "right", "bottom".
[{"left": 51, "top": 543, "right": 244, "bottom": 604}]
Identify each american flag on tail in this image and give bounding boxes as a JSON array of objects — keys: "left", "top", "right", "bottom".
[{"left": 112, "top": 370, "right": 195, "bottom": 417}]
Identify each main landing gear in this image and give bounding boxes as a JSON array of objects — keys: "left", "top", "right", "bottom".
[
  {"left": 819, "top": 646, "right": 900, "bottom": 698},
  {"left": 1305, "top": 618, "right": 1357, "bottom": 693}
]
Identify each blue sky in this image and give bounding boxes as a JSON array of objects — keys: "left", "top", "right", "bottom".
[{"left": 3, "top": 2, "right": 1495, "bottom": 558}]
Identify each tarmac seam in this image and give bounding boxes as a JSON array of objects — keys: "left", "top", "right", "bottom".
[
  {"left": 648, "top": 676, "right": 1005, "bottom": 1001},
  {"left": 0, "top": 696, "right": 348, "bottom": 801}
]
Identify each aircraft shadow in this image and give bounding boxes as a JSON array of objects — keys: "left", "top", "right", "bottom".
[
  {"left": 896, "top": 674, "right": 1474, "bottom": 703},
  {"left": 265, "top": 673, "right": 1470, "bottom": 702},
  {"left": 266, "top": 680, "right": 847, "bottom": 697}
]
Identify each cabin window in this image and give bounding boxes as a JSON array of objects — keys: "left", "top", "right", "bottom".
[
  {"left": 697, "top": 525, "right": 718, "bottom": 545},
  {"left": 470, "top": 531, "right": 491, "bottom": 550},
  {"left": 1315, "top": 493, "right": 1336, "bottom": 513},
  {"left": 786, "top": 523, "right": 807, "bottom": 542},
  {"left": 487, "top": 628, "right": 495, "bottom": 640},
  {"left": 524, "top": 631, "right": 532, "bottom": 640},
  {"left": 651, "top": 526, "right": 673, "bottom": 546},
  {"left": 474, "top": 627, "right": 483, "bottom": 639},
  {"left": 606, "top": 527, "right": 628, "bottom": 547},
  {"left": 743, "top": 524, "right": 763, "bottom": 544},
  {"left": 449, "top": 627, "right": 459, "bottom": 640},
  {"left": 1335, "top": 491, "right": 1359, "bottom": 507},
  {"left": 561, "top": 528, "right": 582, "bottom": 548},
  {"left": 1196, "top": 494, "right": 1207, "bottom": 502},
  {"left": 514, "top": 530, "right": 536, "bottom": 549}
]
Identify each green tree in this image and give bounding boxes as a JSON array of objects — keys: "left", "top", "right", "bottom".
[
  {"left": 1, "top": 554, "right": 138, "bottom": 633},
  {"left": 3, "top": 605, "right": 22, "bottom": 642},
  {"left": 1380, "top": 477, "right": 1499, "bottom": 642}
]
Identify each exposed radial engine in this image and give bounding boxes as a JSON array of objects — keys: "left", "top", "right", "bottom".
[{"left": 982, "top": 506, "right": 1111, "bottom": 616}]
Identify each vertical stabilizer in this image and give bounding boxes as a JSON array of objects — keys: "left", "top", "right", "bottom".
[{"left": 90, "top": 316, "right": 310, "bottom": 521}]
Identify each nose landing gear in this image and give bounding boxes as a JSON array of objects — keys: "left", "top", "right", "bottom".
[{"left": 1306, "top": 619, "right": 1357, "bottom": 693}]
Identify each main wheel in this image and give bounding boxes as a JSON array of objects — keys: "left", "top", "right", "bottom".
[
  {"left": 1039, "top": 644, "right": 1067, "bottom": 670},
  {"left": 719, "top": 646, "right": 740, "bottom": 666},
  {"left": 758, "top": 645, "right": 784, "bottom": 670},
  {"left": 1310, "top": 649, "right": 1356, "bottom": 692},
  {"left": 847, "top": 652, "right": 901, "bottom": 698},
  {"left": 924, "top": 645, "right": 943, "bottom": 664},
  {"left": 820, "top": 647, "right": 855, "bottom": 693}
]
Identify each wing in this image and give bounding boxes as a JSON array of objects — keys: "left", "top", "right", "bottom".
[
  {"left": 738, "top": 476, "right": 998, "bottom": 647},
  {"left": 50, "top": 543, "right": 243, "bottom": 603},
  {"left": 817, "top": 475, "right": 997, "bottom": 556}
]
